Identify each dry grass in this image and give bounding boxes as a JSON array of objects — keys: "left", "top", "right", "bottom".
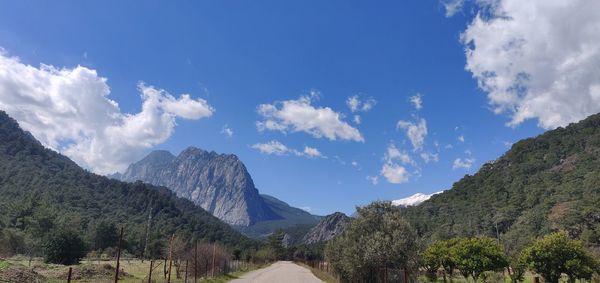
[{"left": 2, "top": 257, "right": 263, "bottom": 283}]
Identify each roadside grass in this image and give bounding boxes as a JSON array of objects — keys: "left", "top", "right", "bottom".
[
  {"left": 296, "top": 262, "right": 339, "bottom": 283},
  {"left": 2, "top": 257, "right": 268, "bottom": 282}
]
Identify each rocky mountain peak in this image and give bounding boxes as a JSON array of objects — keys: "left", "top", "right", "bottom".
[{"left": 301, "top": 212, "right": 350, "bottom": 245}]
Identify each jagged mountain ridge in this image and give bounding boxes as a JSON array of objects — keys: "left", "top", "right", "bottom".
[
  {"left": 116, "top": 147, "right": 280, "bottom": 226},
  {"left": 116, "top": 148, "right": 321, "bottom": 232},
  {"left": 301, "top": 212, "right": 350, "bottom": 245}
]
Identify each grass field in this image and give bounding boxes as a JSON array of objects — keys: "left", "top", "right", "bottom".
[{"left": 0, "top": 257, "right": 266, "bottom": 283}]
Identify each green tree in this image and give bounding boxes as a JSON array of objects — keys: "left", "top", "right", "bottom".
[
  {"left": 267, "top": 229, "right": 286, "bottom": 260},
  {"left": 91, "top": 220, "right": 119, "bottom": 251},
  {"left": 44, "top": 229, "right": 87, "bottom": 265},
  {"left": 423, "top": 239, "right": 458, "bottom": 283},
  {"left": 452, "top": 237, "right": 507, "bottom": 282},
  {"left": 521, "top": 232, "right": 599, "bottom": 283},
  {"left": 326, "top": 201, "right": 419, "bottom": 282}
]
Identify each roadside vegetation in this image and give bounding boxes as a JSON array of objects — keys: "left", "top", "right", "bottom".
[{"left": 322, "top": 201, "right": 600, "bottom": 283}]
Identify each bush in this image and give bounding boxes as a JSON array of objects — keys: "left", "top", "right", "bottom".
[
  {"left": 44, "top": 230, "right": 87, "bottom": 265},
  {"left": 521, "top": 232, "right": 599, "bottom": 283}
]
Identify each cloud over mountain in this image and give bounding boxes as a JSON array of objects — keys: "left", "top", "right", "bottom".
[{"left": 0, "top": 51, "right": 214, "bottom": 174}]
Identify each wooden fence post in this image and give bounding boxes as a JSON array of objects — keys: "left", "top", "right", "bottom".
[
  {"left": 194, "top": 242, "right": 198, "bottom": 283},
  {"left": 147, "top": 260, "right": 153, "bottom": 283},
  {"left": 167, "top": 234, "right": 174, "bottom": 283},
  {"left": 114, "top": 227, "right": 124, "bottom": 283},
  {"left": 67, "top": 267, "right": 72, "bottom": 283},
  {"left": 211, "top": 243, "right": 216, "bottom": 278},
  {"left": 184, "top": 260, "right": 188, "bottom": 283}
]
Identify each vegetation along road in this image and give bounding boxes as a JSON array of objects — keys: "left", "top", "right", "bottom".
[{"left": 229, "top": 261, "right": 324, "bottom": 283}]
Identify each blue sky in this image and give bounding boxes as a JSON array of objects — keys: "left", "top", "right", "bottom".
[{"left": 1, "top": 0, "right": 598, "bottom": 216}]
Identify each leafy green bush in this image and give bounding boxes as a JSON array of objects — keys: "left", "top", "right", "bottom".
[
  {"left": 44, "top": 230, "right": 87, "bottom": 265},
  {"left": 521, "top": 232, "right": 599, "bottom": 283}
]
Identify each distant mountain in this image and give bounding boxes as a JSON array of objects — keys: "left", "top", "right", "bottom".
[
  {"left": 402, "top": 113, "right": 600, "bottom": 252},
  {"left": 392, "top": 192, "right": 443, "bottom": 207},
  {"left": 116, "top": 149, "right": 321, "bottom": 234},
  {"left": 301, "top": 212, "right": 350, "bottom": 245},
  {"left": 0, "top": 111, "right": 254, "bottom": 256}
]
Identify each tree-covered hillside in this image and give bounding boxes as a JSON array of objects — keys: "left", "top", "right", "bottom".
[
  {"left": 403, "top": 113, "right": 600, "bottom": 254},
  {"left": 0, "top": 111, "right": 256, "bottom": 258}
]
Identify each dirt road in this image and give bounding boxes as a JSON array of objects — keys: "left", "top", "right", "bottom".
[{"left": 229, "top": 261, "right": 324, "bottom": 283}]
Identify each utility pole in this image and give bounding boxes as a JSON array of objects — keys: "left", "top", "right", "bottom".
[{"left": 211, "top": 243, "right": 216, "bottom": 278}]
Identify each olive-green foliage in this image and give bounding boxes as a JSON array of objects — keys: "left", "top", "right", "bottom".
[
  {"left": 521, "top": 232, "right": 599, "bottom": 283},
  {"left": 326, "top": 201, "right": 419, "bottom": 282},
  {"left": 44, "top": 229, "right": 87, "bottom": 265},
  {"left": 422, "top": 239, "right": 458, "bottom": 282},
  {"left": 90, "top": 220, "right": 119, "bottom": 251},
  {"left": 266, "top": 230, "right": 286, "bottom": 260},
  {"left": 402, "top": 113, "right": 600, "bottom": 251},
  {"left": 452, "top": 237, "right": 507, "bottom": 282},
  {"left": 0, "top": 111, "right": 257, "bottom": 259}
]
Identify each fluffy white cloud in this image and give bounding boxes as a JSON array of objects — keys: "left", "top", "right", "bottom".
[
  {"left": 346, "top": 95, "right": 376, "bottom": 113},
  {"left": 458, "top": 135, "right": 465, "bottom": 143},
  {"left": 353, "top": 115, "right": 361, "bottom": 124},
  {"left": 461, "top": 0, "right": 600, "bottom": 129},
  {"left": 303, "top": 146, "right": 324, "bottom": 158},
  {"left": 221, "top": 125, "right": 234, "bottom": 138},
  {"left": 251, "top": 140, "right": 290, "bottom": 155},
  {"left": 409, "top": 93, "right": 423, "bottom": 110},
  {"left": 251, "top": 140, "right": 324, "bottom": 158},
  {"left": 257, "top": 94, "right": 364, "bottom": 142},
  {"left": 380, "top": 163, "right": 410, "bottom": 184},
  {"left": 386, "top": 143, "right": 414, "bottom": 165},
  {"left": 453, "top": 157, "right": 475, "bottom": 169},
  {"left": 0, "top": 51, "right": 214, "bottom": 174},
  {"left": 397, "top": 118, "right": 428, "bottom": 151}
]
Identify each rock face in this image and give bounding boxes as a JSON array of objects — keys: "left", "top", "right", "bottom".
[
  {"left": 301, "top": 212, "right": 350, "bottom": 245},
  {"left": 117, "top": 147, "right": 281, "bottom": 226}
]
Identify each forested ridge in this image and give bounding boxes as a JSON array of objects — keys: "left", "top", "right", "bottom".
[
  {"left": 0, "top": 111, "right": 256, "bottom": 258},
  {"left": 403, "top": 112, "right": 600, "bottom": 252}
]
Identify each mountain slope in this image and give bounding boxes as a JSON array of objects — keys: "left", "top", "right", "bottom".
[
  {"left": 301, "top": 212, "right": 349, "bottom": 245},
  {"left": 0, "top": 111, "right": 255, "bottom": 256},
  {"left": 392, "top": 192, "right": 442, "bottom": 207},
  {"left": 403, "top": 113, "right": 600, "bottom": 251},
  {"left": 116, "top": 150, "right": 322, "bottom": 235},
  {"left": 116, "top": 148, "right": 280, "bottom": 226}
]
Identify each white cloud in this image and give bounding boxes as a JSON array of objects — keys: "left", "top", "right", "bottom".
[
  {"left": 303, "top": 146, "right": 324, "bottom": 158},
  {"left": 353, "top": 114, "right": 361, "bottom": 124},
  {"left": 420, "top": 152, "right": 440, "bottom": 163},
  {"left": 397, "top": 118, "right": 428, "bottom": 151},
  {"left": 461, "top": 0, "right": 600, "bottom": 129},
  {"left": 386, "top": 143, "right": 414, "bottom": 165},
  {"left": 0, "top": 51, "right": 214, "bottom": 174},
  {"left": 251, "top": 140, "right": 290, "bottom": 155},
  {"left": 252, "top": 140, "right": 325, "bottom": 158},
  {"left": 367, "top": 175, "right": 379, "bottom": 185},
  {"left": 351, "top": 160, "right": 359, "bottom": 167},
  {"left": 409, "top": 93, "right": 423, "bottom": 110},
  {"left": 346, "top": 95, "right": 377, "bottom": 113},
  {"left": 380, "top": 163, "right": 410, "bottom": 184},
  {"left": 257, "top": 94, "right": 364, "bottom": 142},
  {"left": 458, "top": 135, "right": 465, "bottom": 143},
  {"left": 442, "top": 0, "right": 465, "bottom": 17},
  {"left": 221, "top": 125, "right": 234, "bottom": 138},
  {"left": 300, "top": 206, "right": 312, "bottom": 212},
  {"left": 453, "top": 157, "right": 475, "bottom": 169}
]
